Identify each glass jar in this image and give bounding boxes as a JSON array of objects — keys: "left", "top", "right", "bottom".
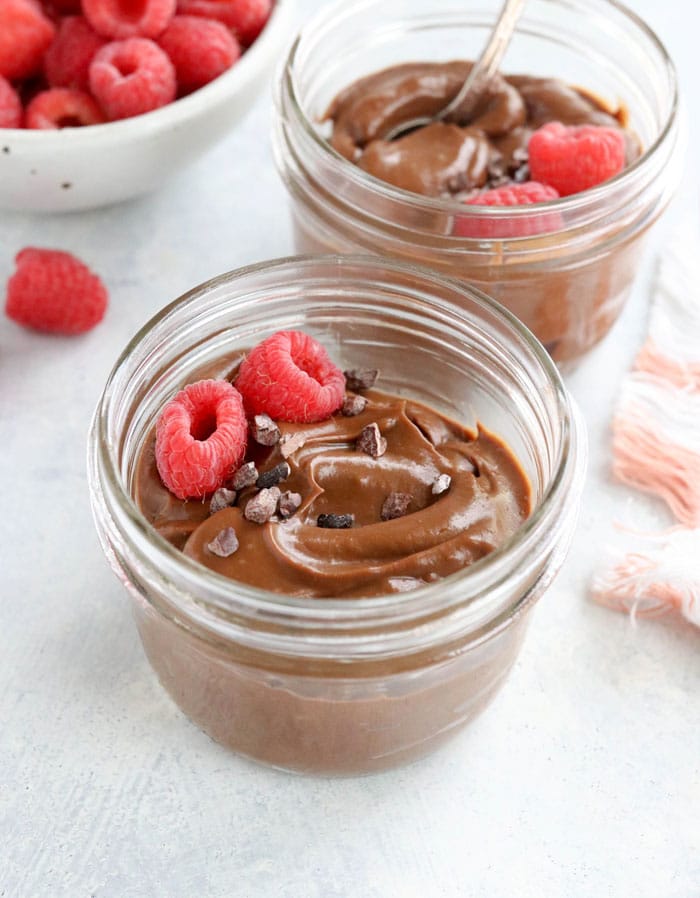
[
  {"left": 88, "top": 255, "right": 586, "bottom": 775},
  {"left": 273, "top": 0, "right": 683, "bottom": 369}
]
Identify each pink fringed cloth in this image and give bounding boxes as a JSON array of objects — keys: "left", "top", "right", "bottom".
[{"left": 591, "top": 230, "right": 700, "bottom": 627}]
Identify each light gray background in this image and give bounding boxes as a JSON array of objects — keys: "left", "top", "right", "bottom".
[{"left": 1, "top": 1, "right": 698, "bottom": 896}]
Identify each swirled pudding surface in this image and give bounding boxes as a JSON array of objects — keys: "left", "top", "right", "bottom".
[
  {"left": 326, "top": 61, "right": 639, "bottom": 197},
  {"left": 135, "top": 378, "right": 531, "bottom": 599}
]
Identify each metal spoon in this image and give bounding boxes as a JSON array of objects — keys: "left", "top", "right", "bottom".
[{"left": 384, "top": 0, "right": 526, "bottom": 142}]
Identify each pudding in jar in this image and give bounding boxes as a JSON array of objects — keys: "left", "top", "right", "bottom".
[
  {"left": 273, "top": 0, "right": 682, "bottom": 367},
  {"left": 89, "top": 256, "right": 587, "bottom": 774}
]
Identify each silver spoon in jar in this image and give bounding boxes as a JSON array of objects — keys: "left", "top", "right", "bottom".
[{"left": 384, "top": 0, "right": 527, "bottom": 142}]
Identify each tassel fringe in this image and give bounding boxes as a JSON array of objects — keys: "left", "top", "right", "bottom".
[
  {"left": 612, "top": 374, "right": 700, "bottom": 528},
  {"left": 592, "top": 529, "right": 700, "bottom": 627},
  {"left": 594, "top": 222, "right": 700, "bottom": 628}
]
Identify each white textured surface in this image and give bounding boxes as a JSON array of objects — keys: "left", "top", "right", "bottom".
[{"left": 1, "top": 2, "right": 699, "bottom": 895}]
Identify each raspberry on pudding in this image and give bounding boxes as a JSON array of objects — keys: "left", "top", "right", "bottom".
[
  {"left": 235, "top": 330, "right": 346, "bottom": 422},
  {"left": 455, "top": 181, "right": 560, "bottom": 239},
  {"left": 528, "top": 121, "right": 627, "bottom": 196},
  {"left": 155, "top": 379, "right": 248, "bottom": 499}
]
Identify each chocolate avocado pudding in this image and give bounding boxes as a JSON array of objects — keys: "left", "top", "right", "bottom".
[
  {"left": 128, "top": 330, "right": 536, "bottom": 772},
  {"left": 136, "top": 365, "right": 531, "bottom": 599},
  {"left": 276, "top": 59, "right": 656, "bottom": 367},
  {"left": 326, "top": 61, "right": 640, "bottom": 198}
]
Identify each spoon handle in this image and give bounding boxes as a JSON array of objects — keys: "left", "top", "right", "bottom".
[{"left": 438, "top": 0, "right": 527, "bottom": 122}]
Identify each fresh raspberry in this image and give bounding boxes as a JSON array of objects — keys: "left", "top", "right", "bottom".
[
  {"left": 528, "top": 121, "right": 626, "bottom": 197},
  {"left": 25, "top": 87, "right": 107, "bottom": 128},
  {"left": 177, "top": 0, "right": 272, "bottom": 45},
  {"left": 44, "top": 16, "right": 107, "bottom": 91},
  {"left": 158, "top": 15, "right": 240, "bottom": 91},
  {"left": 155, "top": 379, "right": 248, "bottom": 499},
  {"left": 235, "top": 331, "right": 345, "bottom": 423},
  {"left": 83, "top": 0, "right": 176, "bottom": 39},
  {"left": 40, "top": 0, "right": 82, "bottom": 16},
  {"left": 454, "top": 181, "right": 561, "bottom": 239},
  {"left": 0, "top": 76, "right": 22, "bottom": 128},
  {"left": 0, "top": 0, "right": 56, "bottom": 81},
  {"left": 89, "top": 38, "right": 176, "bottom": 120},
  {"left": 5, "top": 248, "right": 108, "bottom": 335},
  {"left": 46, "top": 0, "right": 83, "bottom": 12}
]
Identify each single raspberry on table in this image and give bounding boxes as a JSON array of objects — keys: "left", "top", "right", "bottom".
[
  {"left": 0, "top": 0, "right": 56, "bottom": 81},
  {"left": 89, "top": 38, "right": 176, "bottom": 120},
  {"left": 235, "top": 331, "right": 346, "bottom": 423},
  {"left": 158, "top": 15, "right": 240, "bottom": 91},
  {"left": 44, "top": 16, "right": 107, "bottom": 91},
  {"left": 454, "top": 181, "right": 561, "bottom": 239},
  {"left": 25, "top": 87, "right": 107, "bottom": 128},
  {"left": 83, "top": 0, "right": 176, "bottom": 39},
  {"left": 528, "top": 121, "right": 626, "bottom": 197},
  {"left": 155, "top": 380, "right": 248, "bottom": 499},
  {"left": 5, "top": 248, "right": 108, "bottom": 335},
  {"left": 177, "top": 0, "right": 272, "bottom": 45},
  {"left": 0, "top": 76, "right": 22, "bottom": 129}
]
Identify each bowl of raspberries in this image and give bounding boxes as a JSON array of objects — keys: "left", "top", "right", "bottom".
[{"left": 0, "top": 0, "right": 290, "bottom": 211}]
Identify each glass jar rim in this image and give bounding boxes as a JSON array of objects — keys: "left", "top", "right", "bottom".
[
  {"left": 91, "top": 254, "right": 586, "bottom": 655},
  {"left": 280, "top": 0, "right": 679, "bottom": 221}
]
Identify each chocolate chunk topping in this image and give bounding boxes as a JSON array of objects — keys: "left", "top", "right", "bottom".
[
  {"left": 278, "top": 490, "right": 302, "bottom": 519},
  {"left": 381, "top": 492, "right": 412, "bottom": 521},
  {"left": 244, "top": 486, "right": 281, "bottom": 524},
  {"left": 356, "top": 422, "right": 387, "bottom": 458},
  {"left": 207, "top": 527, "right": 239, "bottom": 557},
  {"left": 232, "top": 461, "right": 258, "bottom": 490},
  {"left": 251, "top": 414, "right": 281, "bottom": 446},
  {"left": 256, "top": 461, "right": 291, "bottom": 490},
  {"left": 512, "top": 163, "right": 531, "bottom": 183},
  {"left": 209, "top": 487, "right": 237, "bottom": 515},
  {"left": 280, "top": 432, "right": 306, "bottom": 459},
  {"left": 344, "top": 368, "right": 378, "bottom": 392},
  {"left": 431, "top": 473, "right": 452, "bottom": 495},
  {"left": 341, "top": 394, "right": 368, "bottom": 417},
  {"left": 317, "top": 513, "right": 355, "bottom": 529}
]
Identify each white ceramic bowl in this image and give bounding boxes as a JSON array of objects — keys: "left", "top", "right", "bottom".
[{"left": 0, "top": 0, "right": 293, "bottom": 213}]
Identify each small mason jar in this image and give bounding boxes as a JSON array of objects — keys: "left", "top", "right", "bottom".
[
  {"left": 273, "top": 0, "right": 683, "bottom": 368},
  {"left": 88, "top": 255, "right": 586, "bottom": 775}
]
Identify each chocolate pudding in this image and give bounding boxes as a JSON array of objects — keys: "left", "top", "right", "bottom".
[
  {"left": 275, "top": 33, "right": 681, "bottom": 368},
  {"left": 132, "top": 385, "right": 534, "bottom": 771},
  {"left": 91, "top": 258, "right": 587, "bottom": 774},
  {"left": 326, "top": 61, "right": 640, "bottom": 198},
  {"left": 135, "top": 378, "right": 531, "bottom": 599},
  {"left": 128, "top": 352, "right": 536, "bottom": 772}
]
